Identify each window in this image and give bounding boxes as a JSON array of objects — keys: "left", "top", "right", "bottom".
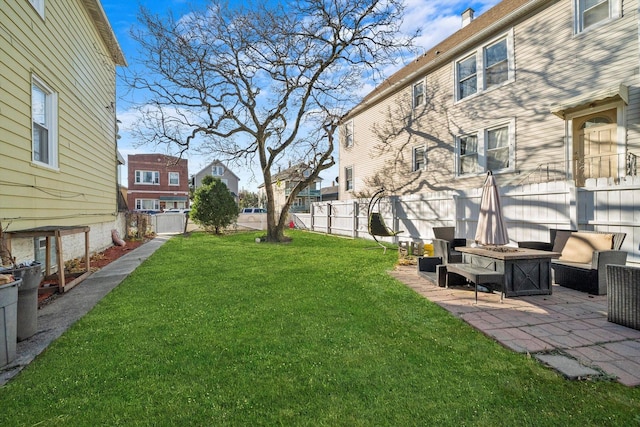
[
  {"left": 342, "top": 121, "right": 354, "bottom": 148},
  {"left": 486, "top": 125, "right": 510, "bottom": 171},
  {"left": 28, "top": 0, "right": 45, "bottom": 18},
  {"left": 32, "top": 76, "right": 57, "bottom": 167},
  {"left": 168, "top": 172, "right": 179, "bottom": 186},
  {"left": 455, "top": 32, "right": 513, "bottom": 101},
  {"left": 135, "top": 170, "right": 160, "bottom": 184},
  {"left": 457, "top": 120, "right": 514, "bottom": 175},
  {"left": 344, "top": 166, "right": 353, "bottom": 191},
  {"left": 575, "top": 0, "right": 620, "bottom": 32},
  {"left": 458, "top": 134, "right": 479, "bottom": 175},
  {"left": 413, "top": 80, "right": 425, "bottom": 108},
  {"left": 581, "top": 116, "right": 612, "bottom": 128},
  {"left": 413, "top": 145, "right": 426, "bottom": 171},
  {"left": 212, "top": 165, "right": 224, "bottom": 176},
  {"left": 457, "top": 55, "right": 477, "bottom": 100},
  {"left": 484, "top": 39, "right": 508, "bottom": 88},
  {"left": 135, "top": 199, "right": 159, "bottom": 210},
  {"left": 221, "top": 178, "right": 228, "bottom": 187}
]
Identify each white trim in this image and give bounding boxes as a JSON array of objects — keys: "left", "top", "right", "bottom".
[
  {"left": 573, "top": 0, "right": 621, "bottom": 34},
  {"left": 28, "top": 0, "right": 45, "bottom": 19},
  {"left": 550, "top": 83, "right": 628, "bottom": 118},
  {"left": 454, "top": 29, "right": 515, "bottom": 103},
  {"left": 31, "top": 74, "right": 58, "bottom": 169},
  {"left": 211, "top": 165, "right": 224, "bottom": 176},
  {"left": 412, "top": 144, "right": 427, "bottom": 172},
  {"left": 564, "top": 100, "right": 626, "bottom": 181},
  {"left": 456, "top": 118, "right": 516, "bottom": 177},
  {"left": 168, "top": 171, "right": 180, "bottom": 186},
  {"left": 412, "top": 79, "right": 426, "bottom": 109},
  {"left": 135, "top": 199, "right": 160, "bottom": 210},
  {"left": 135, "top": 170, "right": 160, "bottom": 184},
  {"left": 342, "top": 120, "right": 354, "bottom": 148},
  {"left": 344, "top": 165, "right": 354, "bottom": 192}
]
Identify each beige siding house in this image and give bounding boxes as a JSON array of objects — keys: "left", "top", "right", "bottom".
[
  {"left": 0, "top": 0, "right": 126, "bottom": 263},
  {"left": 258, "top": 163, "right": 322, "bottom": 213},
  {"left": 339, "top": 0, "right": 640, "bottom": 199}
]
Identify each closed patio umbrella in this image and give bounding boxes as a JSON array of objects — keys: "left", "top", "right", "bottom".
[{"left": 475, "top": 171, "right": 509, "bottom": 246}]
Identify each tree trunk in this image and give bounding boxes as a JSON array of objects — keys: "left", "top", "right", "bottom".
[{"left": 266, "top": 220, "right": 286, "bottom": 242}]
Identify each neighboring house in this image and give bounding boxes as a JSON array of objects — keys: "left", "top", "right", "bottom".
[
  {"left": 192, "top": 160, "right": 240, "bottom": 200},
  {"left": 127, "top": 154, "right": 190, "bottom": 211},
  {"left": 259, "top": 163, "right": 322, "bottom": 213},
  {"left": 321, "top": 184, "right": 339, "bottom": 201},
  {"left": 0, "top": 0, "right": 127, "bottom": 264},
  {"left": 339, "top": 0, "right": 640, "bottom": 199}
]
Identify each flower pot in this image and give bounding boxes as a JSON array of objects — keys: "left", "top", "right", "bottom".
[
  {"left": 0, "top": 278, "right": 20, "bottom": 368},
  {"left": 7, "top": 262, "right": 42, "bottom": 341}
]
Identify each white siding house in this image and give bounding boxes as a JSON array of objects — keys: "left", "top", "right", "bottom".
[{"left": 339, "top": 0, "right": 639, "bottom": 199}]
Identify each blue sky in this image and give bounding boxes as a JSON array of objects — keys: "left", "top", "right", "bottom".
[{"left": 102, "top": 0, "right": 501, "bottom": 191}]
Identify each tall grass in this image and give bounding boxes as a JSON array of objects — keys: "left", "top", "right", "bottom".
[{"left": 0, "top": 231, "right": 638, "bottom": 426}]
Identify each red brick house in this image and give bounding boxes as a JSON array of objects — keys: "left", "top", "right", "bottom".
[{"left": 127, "top": 154, "right": 189, "bottom": 211}]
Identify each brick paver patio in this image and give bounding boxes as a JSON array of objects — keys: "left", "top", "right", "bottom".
[{"left": 389, "top": 265, "right": 640, "bottom": 387}]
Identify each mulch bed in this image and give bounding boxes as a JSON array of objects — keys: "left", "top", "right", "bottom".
[{"left": 37, "top": 239, "right": 148, "bottom": 307}]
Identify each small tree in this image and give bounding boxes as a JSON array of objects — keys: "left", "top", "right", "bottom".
[{"left": 190, "top": 176, "right": 238, "bottom": 234}]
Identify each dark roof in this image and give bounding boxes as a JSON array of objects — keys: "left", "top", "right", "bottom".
[
  {"left": 272, "top": 163, "right": 320, "bottom": 182},
  {"left": 321, "top": 185, "right": 339, "bottom": 196},
  {"left": 345, "top": 0, "right": 533, "bottom": 119}
]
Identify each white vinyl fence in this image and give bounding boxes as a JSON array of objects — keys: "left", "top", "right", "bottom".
[{"left": 296, "top": 178, "right": 640, "bottom": 265}]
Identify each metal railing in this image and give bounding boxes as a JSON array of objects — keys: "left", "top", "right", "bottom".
[{"left": 518, "top": 151, "right": 638, "bottom": 186}]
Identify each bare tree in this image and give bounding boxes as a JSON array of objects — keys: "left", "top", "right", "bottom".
[{"left": 126, "top": 0, "right": 415, "bottom": 241}]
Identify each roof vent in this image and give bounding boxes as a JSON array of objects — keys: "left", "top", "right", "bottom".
[{"left": 462, "top": 8, "right": 475, "bottom": 27}]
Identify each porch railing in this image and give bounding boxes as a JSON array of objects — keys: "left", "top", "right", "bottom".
[{"left": 518, "top": 151, "right": 638, "bottom": 186}]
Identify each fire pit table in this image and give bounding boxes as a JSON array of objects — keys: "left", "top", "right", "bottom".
[{"left": 457, "top": 246, "right": 561, "bottom": 297}]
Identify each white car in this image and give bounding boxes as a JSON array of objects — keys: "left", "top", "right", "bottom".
[
  {"left": 165, "top": 208, "right": 190, "bottom": 214},
  {"left": 242, "top": 208, "right": 267, "bottom": 214}
]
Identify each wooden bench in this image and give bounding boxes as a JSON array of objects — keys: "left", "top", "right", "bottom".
[{"left": 445, "top": 263, "right": 505, "bottom": 303}]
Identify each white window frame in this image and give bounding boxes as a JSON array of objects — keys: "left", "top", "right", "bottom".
[
  {"left": 344, "top": 166, "right": 353, "bottom": 191},
  {"left": 412, "top": 145, "right": 427, "bottom": 172},
  {"left": 454, "top": 30, "right": 515, "bottom": 102},
  {"left": 456, "top": 119, "right": 515, "bottom": 176},
  {"left": 28, "top": 0, "right": 45, "bottom": 18},
  {"left": 457, "top": 133, "right": 479, "bottom": 175},
  {"left": 574, "top": 0, "right": 621, "bottom": 33},
  {"left": 221, "top": 178, "right": 229, "bottom": 187},
  {"left": 212, "top": 165, "right": 224, "bottom": 176},
  {"left": 342, "top": 121, "right": 354, "bottom": 148},
  {"left": 168, "top": 172, "right": 179, "bottom": 186},
  {"left": 135, "top": 170, "right": 160, "bottom": 184},
  {"left": 456, "top": 54, "right": 478, "bottom": 101},
  {"left": 31, "top": 75, "right": 58, "bottom": 168},
  {"left": 412, "top": 79, "right": 425, "bottom": 109},
  {"left": 135, "top": 199, "right": 160, "bottom": 210}
]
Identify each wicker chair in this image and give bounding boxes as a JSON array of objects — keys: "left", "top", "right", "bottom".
[
  {"left": 606, "top": 264, "right": 640, "bottom": 330},
  {"left": 432, "top": 226, "right": 465, "bottom": 264}
]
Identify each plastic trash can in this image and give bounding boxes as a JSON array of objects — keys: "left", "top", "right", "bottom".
[{"left": 12, "top": 262, "right": 42, "bottom": 341}]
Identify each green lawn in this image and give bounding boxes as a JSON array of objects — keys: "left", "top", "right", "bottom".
[{"left": 0, "top": 231, "right": 638, "bottom": 426}]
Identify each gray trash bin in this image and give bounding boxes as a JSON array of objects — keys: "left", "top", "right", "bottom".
[
  {"left": 10, "top": 262, "right": 43, "bottom": 341},
  {"left": 0, "top": 278, "right": 20, "bottom": 368}
]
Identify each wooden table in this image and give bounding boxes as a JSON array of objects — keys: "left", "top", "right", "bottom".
[
  {"left": 457, "top": 246, "right": 560, "bottom": 297},
  {"left": 5, "top": 226, "right": 90, "bottom": 293}
]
